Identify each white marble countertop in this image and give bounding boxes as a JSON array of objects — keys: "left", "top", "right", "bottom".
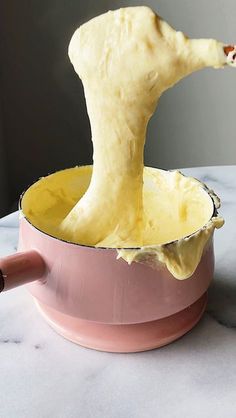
[{"left": 0, "top": 166, "right": 236, "bottom": 418}]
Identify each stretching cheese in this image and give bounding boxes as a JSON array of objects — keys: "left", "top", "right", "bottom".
[
  {"left": 61, "top": 7, "right": 225, "bottom": 247},
  {"left": 26, "top": 7, "right": 228, "bottom": 279}
]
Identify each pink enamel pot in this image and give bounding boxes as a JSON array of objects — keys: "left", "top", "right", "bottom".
[{"left": 0, "top": 169, "right": 217, "bottom": 353}]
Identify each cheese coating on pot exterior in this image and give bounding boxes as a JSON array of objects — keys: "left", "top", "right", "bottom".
[{"left": 59, "top": 6, "right": 226, "bottom": 278}]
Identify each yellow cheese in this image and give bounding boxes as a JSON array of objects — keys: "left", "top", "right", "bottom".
[
  {"left": 24, "top": 7, "right": 227, "bottom": 279},
  {"left": 22, "top": 166, "right": 223, "bottom": 280}
]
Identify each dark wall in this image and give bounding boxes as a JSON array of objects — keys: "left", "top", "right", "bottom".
[{"left": 0, "top": 0, "right": 110, "bottom": 206}]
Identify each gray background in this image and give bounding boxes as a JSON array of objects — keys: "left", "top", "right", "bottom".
[{"left": 0, "top": 0, "right": 235, "bottom": 216}]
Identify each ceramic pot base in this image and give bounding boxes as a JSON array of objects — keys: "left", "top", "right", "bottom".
[{"left": 34, "top": 293, "right": 207, "bottom": 353}]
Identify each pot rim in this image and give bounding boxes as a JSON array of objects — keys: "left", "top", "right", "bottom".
[{"left": 18, "top": 165, "right": 220, "bottom": 251}]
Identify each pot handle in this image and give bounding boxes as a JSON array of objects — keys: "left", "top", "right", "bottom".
[{"left": 0, "top": 250, "right": 46, "bottom": 292}]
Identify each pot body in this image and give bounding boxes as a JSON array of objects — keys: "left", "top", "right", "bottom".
[{"left": 18, "top": 216, "right": 214, "bottom": 326}]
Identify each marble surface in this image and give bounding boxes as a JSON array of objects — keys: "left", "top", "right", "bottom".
[{"left": 0, "top": 166, "right": 236, "bottom": 418}]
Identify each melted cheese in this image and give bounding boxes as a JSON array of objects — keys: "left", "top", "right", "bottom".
[
  {"left": 22, "top": 166, "right": 224, "bottom": 280},
  {"left": 24, "top": 7, "right": 228, "bottom": 279}
]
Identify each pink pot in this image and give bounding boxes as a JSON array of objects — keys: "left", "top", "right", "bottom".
[{"left": 0, "top": 170, "right": 217, "bottom": 353}]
